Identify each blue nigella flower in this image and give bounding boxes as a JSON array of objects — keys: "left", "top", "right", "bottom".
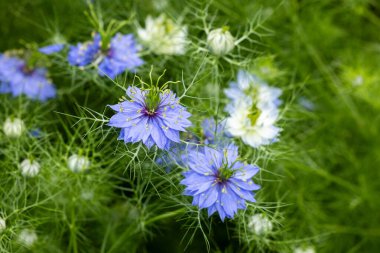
[
  {"left": 68, "top": 34, "right": 101, "bottom": 67},
  {"left": 0, "top": 54, "right": 56, "bottom": 101},
  {"left": 0, "top": 54, "right": 23, "bottom": 93},
  {"left": 98, "top": 34, "right": 144, "bottom": 79},
  {"left": 39, "top": 44, "right": 65, "bottom": 55},
  {"left": 68, "top": 33, "right": 143, "bottom": 79},
  {"left": 180, "top": 144, "right": 260, "bottom": 221},
  {"left": 108, "top": 86, "right": 191, "bottom": 150}
]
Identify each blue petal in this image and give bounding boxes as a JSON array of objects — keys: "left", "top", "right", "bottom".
[
  {"left": 198, "top": 185, "right": 219, "bottom": 208},
  {"left": 228, "top": 183, "right": 256, "bottom": 202},
  {"left": 234, "top": 164, "right": 260, "bottom": 181},
  {"left": 182, "top": 176, "right": 214, "bottom": 195},
  {"left": 207, "top": 204, "right": 217, "bottom": 217},
  {"left": 108, "top": 112, "right": 143, "bottom": 128},
  {"left": 192, "top": 194, "right": 200, "bottom": 206},
  {"left": 187, "top": 153, "right": 214, "bottom": 175},
  {"left": 215, "top": 200, "right": 226, "bottom": 221},
  {"left": 39, "top": 44, "right": 64, "bottom": 55},
  {"left": 204, "top": 147, "right": 223, "bottom": 170},
  {"left": 126, "top": 86, "right": 147, "bottom": 105},
  {"left": 229, "top": 178, "right": 261, "bottom": 191},
  {"left": 151, "top": 119, "right": 168, "bottom": 149},
  {"left": 125, "top": 117, "right": 149, "bottom": 142},
  {"left": 220, "top": 185, "right": 238, "bottom": 218},
  {"left": 108, "top": 101, "right": 143, "bottom": 112},
  {"left": 144, "top": 136, "right": 155, "bottom": 149}
]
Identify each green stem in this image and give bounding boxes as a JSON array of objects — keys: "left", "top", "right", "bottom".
[
  {"left": 69, "top": 207, "right": 78, "bottom": 253},
  {"left": 144, "top": 208, "right": 186, "bottom": 226}
]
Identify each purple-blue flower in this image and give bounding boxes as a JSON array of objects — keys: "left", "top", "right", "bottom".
[
  {"left": 0, "top": 55, "right": 21, "bottom": 93},
  {"left": 98, "top": 34, "right": 144, "bottom": 79},
  {"left": 0, "top": 54, "right": 56, "bottom": 101},
  {"left": 39, "top": 44, "right": 65, "bottom": 55},
  {"left": 180, "top": 144, "right": 260, "bottom": 221},
  {"left": 68, "top": 33, "right": 143, "bottom": 79},
  {"left": 68, "top": 34, "right": 101, "bottom": 67},
  {"left": 108, "top": 86, "right": 191, "bottom": 150}
]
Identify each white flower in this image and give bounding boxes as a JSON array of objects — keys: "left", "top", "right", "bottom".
[
  {"left": 67, "top": 154, "right": 90, "bottom": 172},
  {"left": 3, "top": 117, "right": 25, "bottom": 137},
  {"left": 207, "top": 27, "right": 235, "bottom": 56},
  {"left": 248, "top": 214, "right": 273, "bottom": 235},
  {"left": 0, "top": 218, "right": 6, "bottom": 232},
  {"left": 137, "top": 14, "right": 187, "bottom": 55},
  {"left": 20, "top": 159, "right": 40, "bottom": 177},
  {"left": 294, "top": 246, "right": 316, "bottom": 253},
  {"left": 224, "top": 70, "right": 282, "bottom": 148},
  {"left": 18, "top": 229, "right": 38, "bottom": 247}
]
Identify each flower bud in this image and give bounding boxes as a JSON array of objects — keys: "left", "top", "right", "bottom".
[
  {"left": 3, "top": 117, "right": 25, "bottom": 137},
  {"left": 0, "top": 218, "right": 6, "bottom": 232},
  {"left": 18, "top": 229, "right": 38, "bottom": 247},
  {"left": 20, "top": 159, "right": 40, "bottom": 177},
  {"left": 294, "top": 246, "right": 315, "bottom": 253},
  {"left": 207, "top": 27, "right": 235, "bottom": 56},
  {"left": 67, "top": 154, "right": 90, "bottom": 172},
  {"left": 248, "top": 214, "right": 273, "bottom": 235}
]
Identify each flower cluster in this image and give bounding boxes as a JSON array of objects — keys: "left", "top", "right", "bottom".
[
  {"left": 224, "top": 70, "right": 282, "bottom": 148},
  {"left": 0, "top": 54, "right": 56, "bottom": 101},
  {"left": 109, "top": 86, "right": 191, "bottom": 150},
  {"left": 152, "top": 115, "right": 262, "bottom": 221},
  {"left": 0, "top": 6, "right": 287, "bottom": 249},
  {"left": 68, "top": 33, "right": 143, "bottom": 79}
]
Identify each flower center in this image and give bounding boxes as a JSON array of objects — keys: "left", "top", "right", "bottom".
[
  {"left": 144, "top": 108, "right": 157, "bottom": 117},
  {"left": 20, "top": 65, "right": 34, "bottom": 75},
  {"left": 145, "top": 89, "right": 161, "bottom": 114},
  {"left": 165, "top": 20, "right": 174, "bottom": 33},
  {"left": 216, "top": 166, "right": 234, "bottom": 183},
  {"left": 248, "top": 103, "right": 261, "bottom": 125}
]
